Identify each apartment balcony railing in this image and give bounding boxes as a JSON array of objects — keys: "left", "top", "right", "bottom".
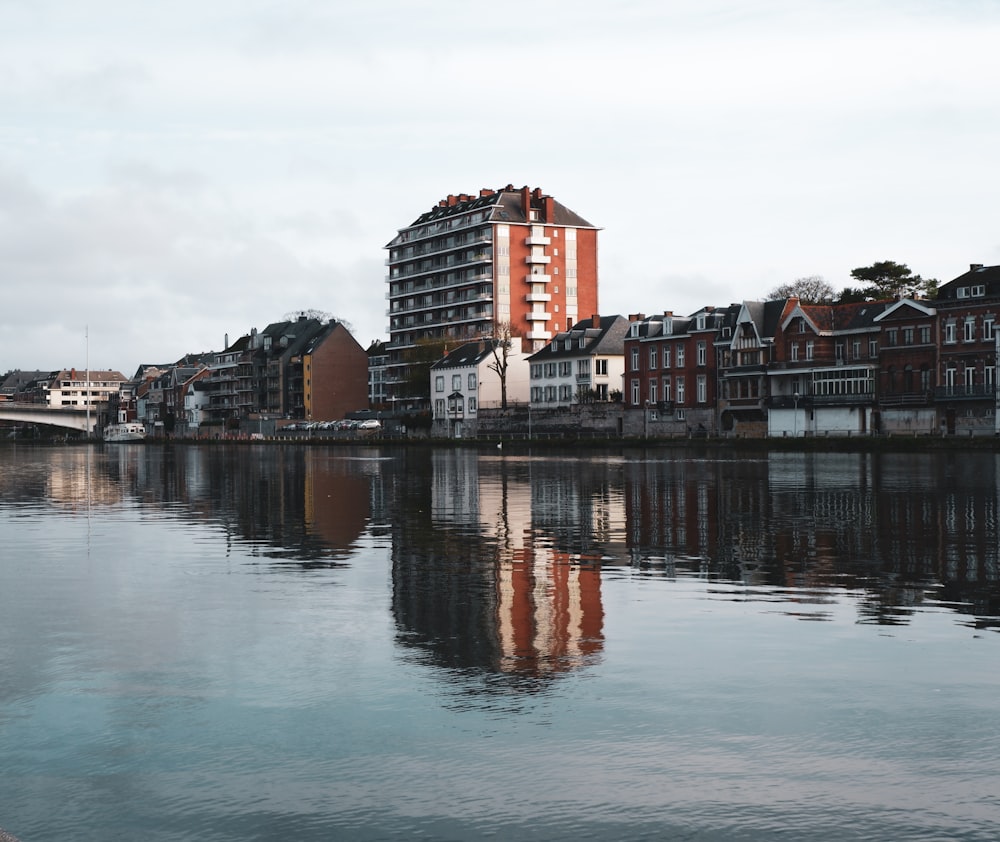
[
  {"left": 878, "top": 391, "right": 934, "bottom": 407},
  {"left": 934, "top": 384, "right": 998, "bottom": 400}
]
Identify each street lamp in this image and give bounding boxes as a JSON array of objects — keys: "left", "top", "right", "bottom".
[{"left": 793, "top": 391, "right": 800, "bottom": 437}]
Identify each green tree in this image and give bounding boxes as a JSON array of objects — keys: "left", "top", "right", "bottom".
[{"left": 838, "top": 260, "right": 938, "bottom": 302}]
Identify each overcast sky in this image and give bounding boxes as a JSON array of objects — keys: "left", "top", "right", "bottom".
[{"left": 2, "top": 0, "right": 999, "bottom": 375}]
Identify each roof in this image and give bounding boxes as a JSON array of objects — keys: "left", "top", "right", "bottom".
[
  {"left": 795, "top": 300, "right": 891, "bottom": 332},
  {"left": 937, "top": 264, "right": 1000, "bottom": 301},
  {"left": 404, "top": 185, "right": 597, "bottom": 230},
  {"left": 431, "top": 340, "right": 503, "bottom": 371},
  {"left": 528, "top": 315, "right": 630, "bottom": 361}
]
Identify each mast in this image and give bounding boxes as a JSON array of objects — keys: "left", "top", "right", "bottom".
[{"left": 85, "top": 325, "right": 90, "bottom": 438}]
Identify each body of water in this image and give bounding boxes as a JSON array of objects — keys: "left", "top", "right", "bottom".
[{"left": 1, "top": 444, "right": 998, "bottom": 841}]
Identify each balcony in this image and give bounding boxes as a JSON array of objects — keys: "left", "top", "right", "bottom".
[
  {"left": 524, "top": 273, "right": 551, "bottom": 284},
  {"left": 525, "top": 254, "right": 551, "bottom": 265},
  {"left": 934, "top": 384, "right": 998, "bottom": 401},
  {"left": 525, "top": 234, "right": 551, "bottom": 246},
  {"left": 525, "top": 311, "right": 552, "bottom": 322},
  {"left": 524, "top": 291, "right": 551, "bottom": 303}
]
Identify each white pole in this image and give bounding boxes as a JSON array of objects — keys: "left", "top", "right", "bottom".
[{"left": 85, "top": 325, "right": 91, "bottom": 437}]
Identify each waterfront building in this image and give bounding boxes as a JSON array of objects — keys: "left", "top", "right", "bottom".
[
  {"left": 429, "top": 337, "right": 531, "bottom": 438},
  {"left": 872, "top": 299, "right": 938, "bottom": 434},
  {"left": 933, "top": 263, "right": 1000, "bottom": 435},
  {"left": 526, "top": 315, "right": 628, "bottom": 409},
  {"left": 384, "top": 185, "right": 600, "bottom": 407},
  {"left": 41, "top": 369, "right": 126, "bottom": 409},
  {"left": 625, "top": 306, "right": 733, "bottom": 435},
  {"left": 769, "top": 299, "right": 889, "bottom": 437}
]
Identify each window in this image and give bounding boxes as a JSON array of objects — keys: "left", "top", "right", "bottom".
[
  {"left": 986, "top": 365, "right": 995, "bottom": 388},
  {"left": 805, "top": 341, "right": 814, "bottom": 361},
  {"left": 531, "top": 364, "right": 542, "bottom": 379},
  {"left": 648, "top": 381, "right": 657, "bottom": 405},
  {"left": 676, "top": 347, "right": 686, "bottom": 367},
  {"left": 920, "top": 325, "right": 931, "bottom": 344},
  {"left": 945, "top": 321, "right": 957, "bottom": 343},
  {"left": 631, "top": 348, "right": 640, "bottom": 371},
  {"left": 595, "top": 359, "right": 608, "bottom": 376},
  {"left": 649, "top": 347, "right": 658, "bottom": 369},
  {"left": 676, "top": 376, "right": 685, "bottom": 405},
  {"left": 435, "top": 399, "right": 445, "bottom": 416},
  {"left": 559, "top": 361, "right": 571, "bottom": 377},
  {"left": 835, "top": 342, "right": 844, "bottom": 361},
  {"left": 869, "top": 338, "right": 878, "bottom": 357},
  {"left": 452, "top": 374, "right": 461, "bottom": 391},
  {"left": 544, "top": 362, "right": 556, "bottom": 378},
  {"left": 630, "top": 379, "right": 640, "bottom": 405},
  {"left": 965, "top": 366, "right": 976, "bottom": 388},
  {"left": 663, "top": 347, "right": 671, "bottom": 368},
  {"left": 697, "top": 341, "right": 707, "bottom": 366},
  {"left": 662, "top": 376, "right": 672, "bottom": 402},
  {"left": 965, "top": 318, "right": 976, "bottom": 342},
  {"left": 852, "top": 339, "right": 861, "bottom": 360},
  {"left": 697, "top": 374, "right": 707, "bottom": 403},
  {"left": 435, "top": 376, "right": 445, "bottom": 393},
  {"left": 791, "top": 343, "right": 799, "bottom": 362},
  {"left": 985, "top": 318, "right": 995, "bottom": 342},
  {"left": 468, "top": 373, "right": 477, "bottom": 390},
  {"left": 973, "top": 284, "right": 986, "bottom": 297},
  {"left": 559, "top": 384, "right": 572, "bottom": 401},
  {"left": 468, "top": 397, "right": 477, "bottom": 413},
  {"left": 886, "top": 329, "right": 898, "bottom": 347},
  {"left": 903, "top": 327, "right": 914, "bottom": 345}
]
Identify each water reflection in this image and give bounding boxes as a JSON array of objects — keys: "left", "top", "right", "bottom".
[
  {"left": 390, "top": 450, "right": 606, "bottom": 687},
  {"left": 3, "top": 444, "right": 998, "bottom": 637}
]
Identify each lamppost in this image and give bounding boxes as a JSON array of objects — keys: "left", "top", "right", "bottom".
[{"left": 793, "top": 391, "right": 800, "bottom": 437}]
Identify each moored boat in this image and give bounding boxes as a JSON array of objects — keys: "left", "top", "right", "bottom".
[{"left": 104, "top": 422, "right": 147, "bottom": 443}]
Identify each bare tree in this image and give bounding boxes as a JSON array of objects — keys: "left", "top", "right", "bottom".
[
  {"left": 767, "top": 276, "right": 836, "bottom": 304},
  {"left": 486, "top": 321, "right": 519, "bottom": 410}
]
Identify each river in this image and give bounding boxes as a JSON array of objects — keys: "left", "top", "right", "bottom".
[{"left": 0, "top": 443, "right": 998, "bottom": 841}]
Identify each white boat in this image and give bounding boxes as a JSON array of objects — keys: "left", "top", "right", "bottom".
[{"left": 104, "top": 422, "right": 147, "bottom": 443}]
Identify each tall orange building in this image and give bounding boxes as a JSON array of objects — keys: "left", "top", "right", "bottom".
[{"left": 384, "top": 185, "right": 600, "bottom": 403}]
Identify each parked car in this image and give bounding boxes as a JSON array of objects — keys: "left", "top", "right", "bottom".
[{"left": 358, "top": 419, "right": 381, "bottom": 430}]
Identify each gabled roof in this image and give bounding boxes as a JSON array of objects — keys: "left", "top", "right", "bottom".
[
  {"left": 528, "top": 315, "right": 630, "bottom": 361},
  {"left": 937, "top": 264, "right": 1000, "bottom": 301},
  {"left": 873, "top": 299, "right": 937, "bottom": 322},
  {"left": 431, "top": 340, "right": 503, "bottom": 371},
  {"left": 789, "top": 300, "right": 891, "bottom": 333},
  {"left": 735, "top": 300, "right": 789, "bottom": 345}
]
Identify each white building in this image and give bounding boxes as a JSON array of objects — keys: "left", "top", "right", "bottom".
[
  {"left": 526, "top": 315, "right": 629, "bottom": 408},
  {"left": 42, "top": 369, "right": 126, "bottom": 408},
  {"left": 430, "top": 338, "right": 531, "bottom": 438}
]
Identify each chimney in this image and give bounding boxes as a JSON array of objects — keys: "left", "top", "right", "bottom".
[
  {"left": 544, "top": 196, "right": 554, "bottom": 222},
  {"left": 479, "top": 188, "right": 493, "bottom": 198},
  {"left": 971, "top": 263, "right": 984, "bottom": 271},
  {"left": 629, "top": 313, "right": 645, "bottom": 322},
  {"left": 592, "top": 314, "right": 601, "bottom": 329}
]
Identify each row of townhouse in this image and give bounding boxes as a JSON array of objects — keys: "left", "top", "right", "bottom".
[
  {"left": 625, "top": 263, "right": 1000, "bottom": 437},
  {"left": 426, "top": 263, "right": 1000, "bottom": 439},
  {"left": 121, "top": 316, "right": 369, "bottom": 437}
]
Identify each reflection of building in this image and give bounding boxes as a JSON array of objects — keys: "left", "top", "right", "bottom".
[
  {"left": 498, "top": 548, "right": 603, "bottom": 675},
  {"left": 392, "top": 450, "right": 605, "bottom": 682}
]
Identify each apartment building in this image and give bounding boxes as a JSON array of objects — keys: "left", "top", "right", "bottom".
[{"left": 385, "top": 185, "right": 600, "bottom": 406}]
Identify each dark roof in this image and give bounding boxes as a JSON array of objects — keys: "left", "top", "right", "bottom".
[
  {"left": 431, "top": 340, "right": 501, "bottom": 371},
  {"left": 407, "top": 185, "right": 597, "bottom": 230},
  {"left": 937, "top": 264, "right": 1000, "bottom": 301},
  {"left": 527, "top": 315, "right": 630, "bottom": 361}
]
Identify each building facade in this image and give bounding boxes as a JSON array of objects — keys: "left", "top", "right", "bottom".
[{"left": 385, "top": 185, "right": 600, "bottom": 405}]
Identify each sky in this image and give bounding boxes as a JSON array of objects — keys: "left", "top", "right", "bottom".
[{"left": 2, "top": 0, "right": 999, "bottom": 376}]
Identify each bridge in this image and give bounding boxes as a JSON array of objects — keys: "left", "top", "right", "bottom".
[{"left": 0, "top": 403, "right": 101, "bottom": 435}]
